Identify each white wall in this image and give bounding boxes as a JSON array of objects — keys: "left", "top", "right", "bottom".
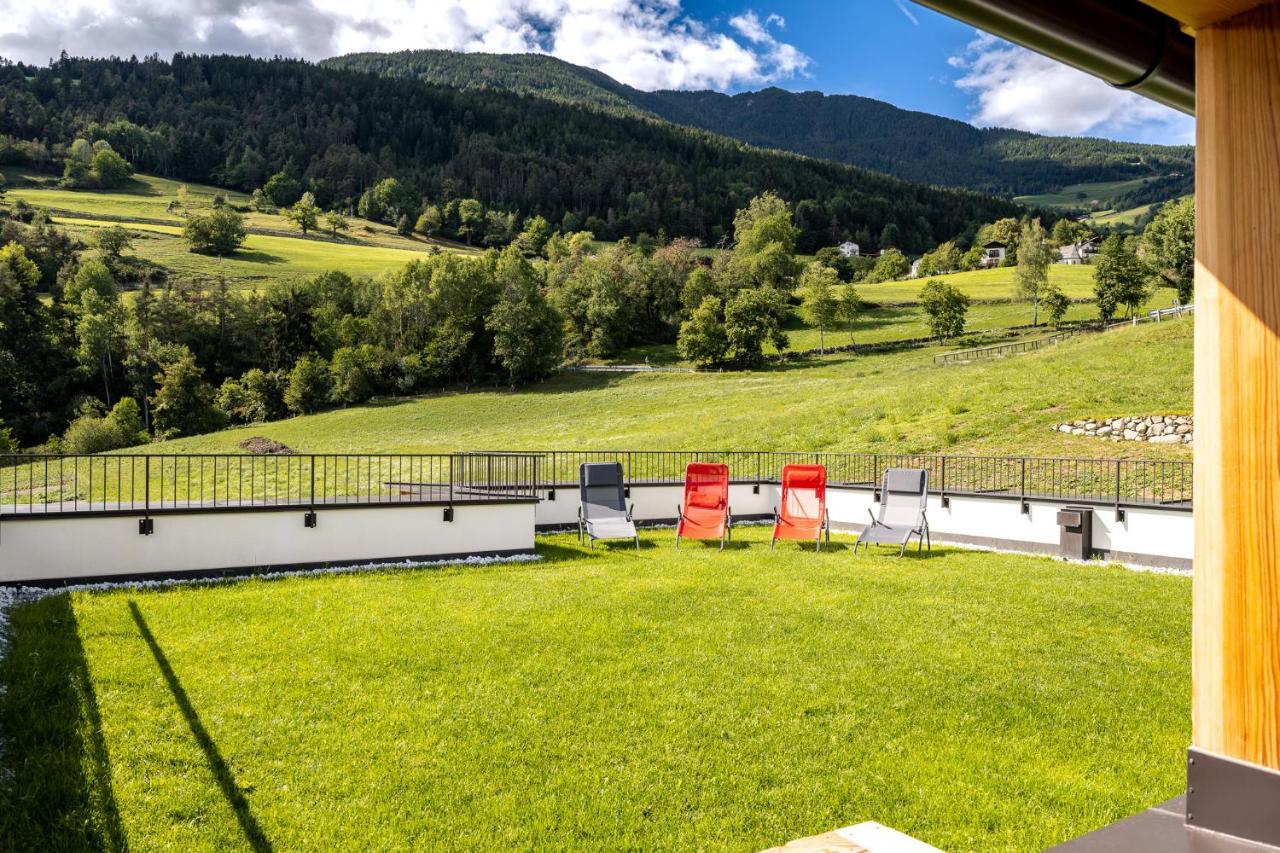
[
  {"left": 541, "top": 482, "right": 1193, "bottom": 568},
  {"left": 0, "top": 502, "right": 535, "bottom": 584},
  {"left": 824, "top": 486, "right": 1192, "bottom": 567}
]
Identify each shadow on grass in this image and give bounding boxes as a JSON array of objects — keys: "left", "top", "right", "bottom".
[
  {"left": 229, "top": 249, "right": 287, "bottom": 266},
  {"left": 0, "top": 593, "right": 128, "bottom": 850},
  {"left": 128, "top": 601, "right": 274, "bottom": 852}
]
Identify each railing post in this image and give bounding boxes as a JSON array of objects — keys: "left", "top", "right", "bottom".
[
  {"left": 1020, "top": 458, "right": 1028, "bottom": 514},
  {"left": 1115, "top": 459, "right": 1125, "bottom": 521}
]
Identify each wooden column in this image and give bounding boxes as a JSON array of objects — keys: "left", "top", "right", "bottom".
[{"left": 1193, "top": 1, "right": 1280, "bottom": 771}]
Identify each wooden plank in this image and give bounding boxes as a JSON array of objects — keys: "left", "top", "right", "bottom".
[
  {"left": 1144, "top": 0, "right": 1278, "bottom": 30},
  {"left": 1192, "top": 1, "right": 1280, "bottom": 770}
]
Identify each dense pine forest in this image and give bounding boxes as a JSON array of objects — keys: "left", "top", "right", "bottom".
[
  {"left": 0, "top": 53, "right": 1026, "bottom": 253},
  {"left": 326, "top": 50, "right": 1195, "bottom": 199}
]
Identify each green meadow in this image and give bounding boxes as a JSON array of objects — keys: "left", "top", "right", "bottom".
[{"left": 144, "top": 318, "right": 1193, "bottom": 459}]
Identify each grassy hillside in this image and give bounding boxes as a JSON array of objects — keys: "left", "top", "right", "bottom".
[
  {"left": 54, "top": 217, "right": 466, "bottom": 288},
  {"left": 6, "top": 171, "right": 478, "bottom": 287},
  {"left": 1015, "top": 179, "right": 1153, "bottom": 211},
  {"left": 857, "top": 265, "right": 1097, "bottom": 304},
  {"left": 150, "top": 318, "right": 1192, "bottom": 459}
]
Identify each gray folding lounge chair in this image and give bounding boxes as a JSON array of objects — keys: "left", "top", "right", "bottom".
[
  {"left": 578, "top": 462, "right": 639, "bottom": 549},
  {"left": 854, "top": 468, "right": 930, "bottom": 556}
]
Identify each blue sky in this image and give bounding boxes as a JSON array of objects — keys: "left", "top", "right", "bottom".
[
  {"left": 0, "top": 0, "right": 1194, "bottom": 145},
  {"left": 685, "top": 0, "right": 1193, "bottom": 145}
]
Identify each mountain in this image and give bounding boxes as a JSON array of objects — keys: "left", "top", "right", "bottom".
[
  {"left": 0, "top": 54, "right": 1027, "bottom": 253},
  {"left": 325, "top": 50, "right": 1194, "bottom": 204}
]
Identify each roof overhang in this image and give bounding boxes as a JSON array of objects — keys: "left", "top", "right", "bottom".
[{"left": 912, "top": 0, "right": 1197, "bottom": 114}]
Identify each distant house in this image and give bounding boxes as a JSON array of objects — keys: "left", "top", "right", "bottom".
[
  {"left": 979, "top": 241, "right": 1007, "bottom": 268},
  {"left": 1058, "top": 236, "right": 1102, "bottom": 265},
  {"left": 838, "top": 241, "right": 861, "bottom": 257}
]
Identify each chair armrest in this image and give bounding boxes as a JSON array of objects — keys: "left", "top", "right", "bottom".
[
  {"left": 627, "top": 503, "right": 635, "bottom": 521},
  {"left": 867, "top": 508, "right": 883, "bottom": 528}
]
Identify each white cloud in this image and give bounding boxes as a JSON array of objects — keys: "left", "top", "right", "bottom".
[
  {"left": 950, "top": 34, "right": 1194, "bottom": 144},
  {"left": 0, "top": 0, "right": 811, "bottom": 92}
]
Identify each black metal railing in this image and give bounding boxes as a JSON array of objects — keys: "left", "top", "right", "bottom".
[
  {"left": 0, "top": 452, "right": 542, "bottom": 517},
  {"left": 514, "top": 450, "right": 1193, "bottom": 509},
  {"left": 0, "top": 450, "right": 1192, "bottom": 518}
]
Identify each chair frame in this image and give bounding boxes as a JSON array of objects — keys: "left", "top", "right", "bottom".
[
  {"left": 577, "top": 462, "right": 640, "bottom": 550},
  {"left": 771, "top": 464, "right": 831, "bottom": 551},
  {"left": 854, "top": 469, "right": 931, "bottom": 557},
  {"left": 675, "top": 463, "right": 733, "bottom": 550}
]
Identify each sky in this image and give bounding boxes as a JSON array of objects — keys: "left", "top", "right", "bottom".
[{"left": 0, "top": 0, "right": 1195, "bottom": 146}]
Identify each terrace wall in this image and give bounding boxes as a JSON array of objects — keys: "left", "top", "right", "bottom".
[
  {"left": 0, "top": 502, "right": 536, "bottom": 585},
  {"left": 538, "top": 483, "right": 1192, "bottom": 570}
]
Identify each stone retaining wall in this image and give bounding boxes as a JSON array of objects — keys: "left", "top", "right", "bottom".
[{"left": 1054, "top": 415, "right": 1193, "bottom": 444}]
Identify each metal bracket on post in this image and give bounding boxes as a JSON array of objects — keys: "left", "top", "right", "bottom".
[
  {"left": 443, "top": 506, "right": 454, "bottom": 522},
  {"left": 138, "top": 517, "right": 154, "bottom": 536},
  {"left": 547, "top": 488, "right": 556, "bottom": 501},
  {"left": 1186, "top": 748, "right": 1280, "bottom": 847},
  {"left": 304, "top": 511, "right": 317, "bottom": 528}
]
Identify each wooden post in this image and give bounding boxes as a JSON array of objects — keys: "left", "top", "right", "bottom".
[{"left": 1193, "top": 1, "right": 1280, "bottom": 774}]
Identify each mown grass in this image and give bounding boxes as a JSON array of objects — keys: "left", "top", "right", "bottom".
[
  {"left": 855, "top": 265, "right": 1097, "bottom": 304},
  {"left": 0, "top": 528, "right": 1191, "bottom": 852},
  {"left": 55, "top": 218, "right": 459, "bottom": 287},
  {"left": 150, "top": 318, "right": 1193, "bottom": 459}
]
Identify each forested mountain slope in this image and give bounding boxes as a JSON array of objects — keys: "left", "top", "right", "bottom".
[
  {"left": 326, "top": 49, "right": 1194, "bottom": 201},
  {"left": 0, "top": 54, "right": 1024, "bottom": 252}
]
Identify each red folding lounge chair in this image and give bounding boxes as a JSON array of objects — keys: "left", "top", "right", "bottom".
[
  {"left": 676, "top": 462, "right": 732, "bottom": 549},
  {"left": 772, "top": 464, "right": 830, "bottom": 550}
]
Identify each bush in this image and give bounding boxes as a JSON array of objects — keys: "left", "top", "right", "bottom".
[
  {"left": 285, "top": 356, "right": 332, "bottom": 415},
  {"left": 724, "top": 286, "right": 788, "bottom": 367},
  {"left": 104, "top": 397, "right": 147, "bottom": 445},
  {"left": 220, "top": 368, "right": 289, "bottom": 423},
  {"left": 0, "top": 419, "right": 17, "bottom": 454},
  {"left": 62, "top": 398, "right": 146, "bottom": 453},
  {"left": 677, "top": 296, "right": 729, "bottom": 367},
  {"left": 865, "top": 248, "right": 910, "bottom": 283},
  {"left": 329, "top": 345, "right": 381, "bottom": 405},
  {"left": 63, "top": 414, "right": 125, "bottom": 454},
  {"left": 919, "top": 279, "right": 970, "bottom": 340},
  {"left": 183, "top": 207, "right": 246, "bottom": 256},
  {"left": 150, "top": 349, "right": 224, "bottom": 438}
]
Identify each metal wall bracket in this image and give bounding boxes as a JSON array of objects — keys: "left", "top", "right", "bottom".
[
  {"left": 1021, "top": 500, "right": 1030, "bottom": 516},
  {"left": 940, "top": 495, "right": 950, "bottom": 509},
  {"left": 304, "top": 511, "right": 317, "bottom": 528},
  {"left": 624, "top": 486, "right": 631, "bottom": 498},
  {"left": 547, "top": 488, "right": 556, "bottom": 501},
  {"left": 443, "top": 506, "right": 454, "bottom": 522},
  {"left": 138, "top": 518, "right": 154, "bottom": 536},
  {"left": 752, "top": 483, "right": 760, "bottom": 494},
  {"left": 1116, "top": 507, "right": 1127, "bottom": 522},
  {"left": 1187, "top": 748, "right": 1280, "bottom": 847}
]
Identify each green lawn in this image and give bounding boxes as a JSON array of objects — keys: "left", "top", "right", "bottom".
[
  {"left": 0, "top": 528, "right": 1191, "bottom": 851},
  {"left": 55, "top": 217, "right": 457, "bottom": 287},
  {"left": 856, "top": 265, "right": 1097, "bottom": 304},
  {"left": 147, "top": 318, "right": 1193, "bottom": 459}
]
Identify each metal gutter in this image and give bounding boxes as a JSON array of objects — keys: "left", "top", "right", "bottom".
[{"left": 912, "top": 0, "right": 1195, "bottom": 115}]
